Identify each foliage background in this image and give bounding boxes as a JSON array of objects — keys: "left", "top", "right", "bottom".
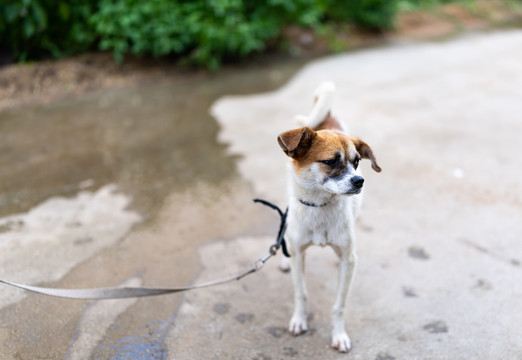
[{"left": 0, "top": 0, "right": 476, "bottom": 68}]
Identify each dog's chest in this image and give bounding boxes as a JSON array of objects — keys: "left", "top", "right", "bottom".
[{"left": 289, "top": 203, "right": 352, "bottom": 247}]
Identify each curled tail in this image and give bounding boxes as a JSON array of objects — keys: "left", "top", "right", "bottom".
[{"left": 294, "top": 81, "right": 336, "bottom": 129}]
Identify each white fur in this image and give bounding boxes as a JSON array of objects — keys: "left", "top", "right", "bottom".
[
  {"left": 294, "top": 81, "right": 336, "bottom": 128},
  {"left": 282, "top": 82, "right": 365, "bottom": 353}
]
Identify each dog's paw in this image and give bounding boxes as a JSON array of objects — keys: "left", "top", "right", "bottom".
[
  {"left": 331, "top": 332, "right": 351, "bottom": 353},
  {"left": 289, "top": 315, "right": 307, "bottom": 336},
  {"left": 279, "top": 257, "right": 291, "bottom": 272}
]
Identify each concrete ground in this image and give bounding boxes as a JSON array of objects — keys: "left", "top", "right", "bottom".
[{"left": 1, "top": 30, "right": 522, "bottom": 359}]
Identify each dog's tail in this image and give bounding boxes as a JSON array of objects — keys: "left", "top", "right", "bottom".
[{"left": 294, "top": 81, "right": 336, "bottom": 128}]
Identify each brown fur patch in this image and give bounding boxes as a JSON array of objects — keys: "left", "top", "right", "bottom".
[
  {"left": 287, "top": 130, "right": 381, "bottom": 175},
  {"left": 349, "top": 137, "right": 382, "bottom": 172},
  {"left": 293, "top": 130, "right": 350, "bottom": 173},
  {"left": 277, "top": 127, "right": 316, "bottom": 159},
  {"left": 278, "top": 118, "right": 381, "bottom": 174},
  {"left": 315, "top": 113, "right": 343, "bottom": 131}
]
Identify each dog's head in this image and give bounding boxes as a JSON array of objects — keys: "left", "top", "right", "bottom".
[{"left": 277, "top": 127, "right": 381, "bottom": 195}]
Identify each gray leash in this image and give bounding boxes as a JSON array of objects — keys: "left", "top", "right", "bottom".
[
  {"left": 0, "top": 259, "right": 268, "bottom": 300},
  {"left": 0, "top": 199, "right": 288, "bottom": 300}
]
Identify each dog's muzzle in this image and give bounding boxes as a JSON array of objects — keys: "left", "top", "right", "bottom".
[{"left": 351, "top": 176, "right": 364, "bottom": 189}]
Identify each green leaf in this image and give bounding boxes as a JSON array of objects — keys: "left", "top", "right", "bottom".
[
  {"left": 23, "top": 19, "right": 35, "bottom": 38},
  {"left": 5, "top": 4, "right": 21, "bottom": 23},
  {"left": 59, "top": 2, "right": 71, "bottom": 21},
  {"left": 31, "top": 1, "right": 47, "bottom": 30}
]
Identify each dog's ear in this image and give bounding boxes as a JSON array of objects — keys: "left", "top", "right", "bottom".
[
  {"left": 351, "top": 137, "right": 382, "bottom": 172},
  {"left": 277, "top": 127, "right": 316, "bottom": 159}
]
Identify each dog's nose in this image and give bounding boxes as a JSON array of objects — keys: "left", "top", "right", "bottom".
[{"left": 351, "top": 176, "right": 364, "bottom": 188}]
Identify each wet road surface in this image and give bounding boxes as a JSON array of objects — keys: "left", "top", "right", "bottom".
[
  {"left": 1, "top": 30, "right": 522, "bottom": 359},
  {"left": 0, "top": 61, "right": 302, "bottom": 359}
]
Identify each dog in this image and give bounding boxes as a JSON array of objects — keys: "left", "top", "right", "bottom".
[{"left": 277, "top": 82, "right": 381, "bottom": 353}]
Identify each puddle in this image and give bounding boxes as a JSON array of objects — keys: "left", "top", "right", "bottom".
[
  {"left": 0, "top": 57, "right": 307, "bottom": 359},
  {"left": 0, "top": 59, "right": 306, "bottom": 221}
]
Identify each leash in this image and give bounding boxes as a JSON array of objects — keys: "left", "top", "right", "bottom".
[
  {"left": 252, "top": 198, "right": 290, "bottom": 258},
  {"left": 0, "top": 199, "right": 289, "bottom": 300}
]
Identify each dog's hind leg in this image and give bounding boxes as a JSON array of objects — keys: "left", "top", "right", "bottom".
[
  {"left": 330, "top": 239, "right": 357, "bottom": 353},
  {"left": 288, "top": 243, "right": 309, "bottom": 335}
]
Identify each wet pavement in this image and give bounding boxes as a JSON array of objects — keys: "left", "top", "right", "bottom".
[
  {"left": 1, "top": 30, "right": 522, "bottom": 359},
  {"left": 0, "top": 61, "right": 301, "bottom": 359}
]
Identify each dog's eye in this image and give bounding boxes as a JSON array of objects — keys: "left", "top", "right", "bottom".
[
  {"left": 320, "top": 158, "right": 339, "bottom": 167},
  {"left": 353, "top": 157, "right": 360, "bottom": 170}
]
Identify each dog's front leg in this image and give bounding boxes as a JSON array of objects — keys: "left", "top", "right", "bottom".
[
  {"left": 331, "top": 244, "right": 357, "bottom": 353},
  {"left": 289, "top": 244, "right": 308, "bottom": 335}
]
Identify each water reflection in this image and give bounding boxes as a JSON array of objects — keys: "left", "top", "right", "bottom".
[{"left": 0, "top": 61, "right": 304, "bottom": 219}]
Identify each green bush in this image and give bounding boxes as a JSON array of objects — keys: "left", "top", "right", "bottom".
[
  {"left": 90, "top": 0, "right": 328, "bottom": 68},
  {"left": 322, "top": 0, "right": 399, "bottom": 31},
  {"left": 1, "top": 0, "right": 400, "bottom": 68},
  {"left": 0, "top": 0, "right": 95, "bottom": 60},
  {"left": 397, "top": 0, "right": 475, "bottom": 12}
]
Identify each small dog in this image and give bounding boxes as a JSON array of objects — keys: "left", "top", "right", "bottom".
[{"left": 277, "top": 82, "right": 381, "bottom": 353}]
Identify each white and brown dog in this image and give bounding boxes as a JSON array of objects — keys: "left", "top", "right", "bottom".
[{"left": 277, "top": 82, "right": 381, "bottom": 353}]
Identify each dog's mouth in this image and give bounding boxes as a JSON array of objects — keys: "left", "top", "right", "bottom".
[{"left": 343, "top": 188, "right": 362, "bottom": 196}]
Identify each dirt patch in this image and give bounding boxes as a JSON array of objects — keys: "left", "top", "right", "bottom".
[
  {"left": 0, "top": 52, "right": 191, "bottom": 111},
  {"left": 0, "top": 1, "right": 520, "bottom": 112},
  {"left": 395, "top": 1, "right": 521, "bottom": 39}
]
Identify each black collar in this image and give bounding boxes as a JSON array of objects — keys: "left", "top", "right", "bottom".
[{"left": 298, "top": 199, "right": 331, "bottom": 208}]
